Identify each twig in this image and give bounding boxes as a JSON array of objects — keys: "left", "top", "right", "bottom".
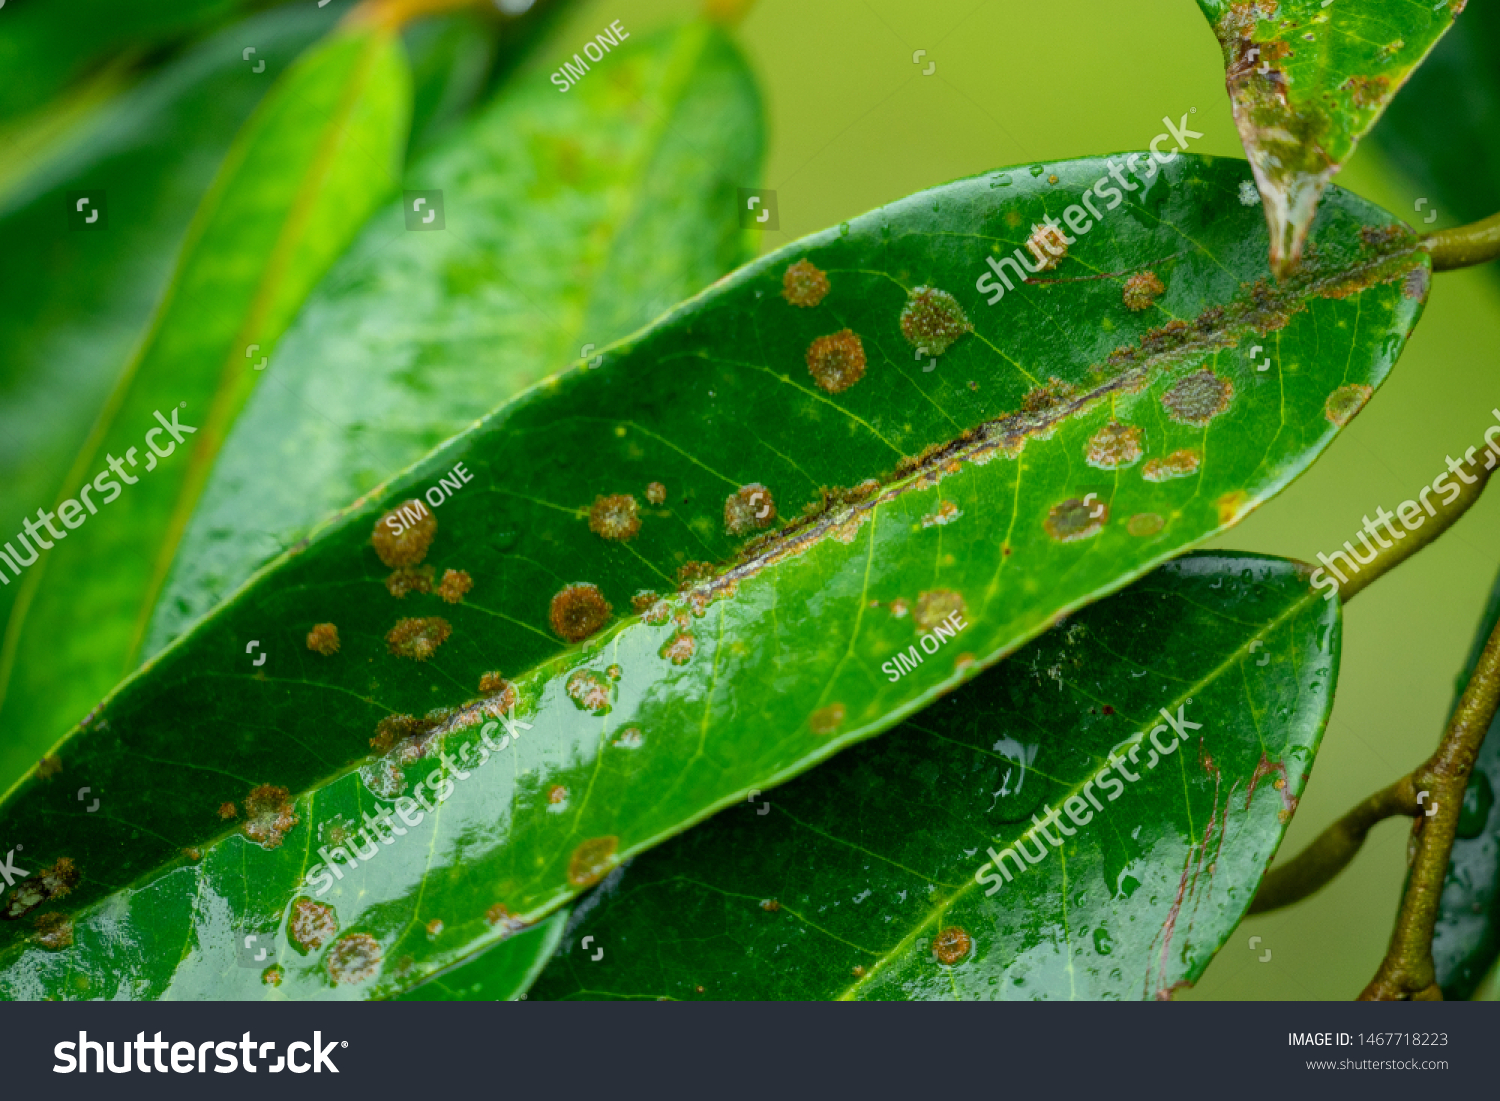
[{"left": 1424, "top": 211, "right": 1500, "bottom": 272}]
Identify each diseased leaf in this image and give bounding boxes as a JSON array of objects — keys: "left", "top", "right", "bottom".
[
  {"left": 0, "top": 23, "right": 412, "bottom": 790},
  {"left": 1197, "top": 0, "right": 1465, "bottom": 275},
  {"left": 0, "top": 4, "right": 331, "bottom": 706},
  {"left": 1434, "top": 560, "right": 1500, "bottom": 1000},
  {"left": 0, "top": 155, "right": 1424, "bottom": 998},
  {"left": 526, "top": 553, "right": 1335, "bottom": 1001},
  {"left": 396, "top": 909, "right": 567, "bottom": 1001},
  {"left": 143, "top": 20, "right": 764, "bottom": 659}
]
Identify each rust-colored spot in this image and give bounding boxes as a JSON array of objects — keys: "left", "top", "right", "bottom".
[
  {"left": 1277, "top": 808, "right": 1292, "bottom": 824},
  {"left": 915, "top": 589, "right": 965, "bottom": 631},
  {"left": 900, "top": 285, "right": 972, "bottom": 355},
  {"left": 306, "top": 623, "right": 340, "bottom": 656},
  {"left": 370, "top": 713, "right": 418, "bottom": 754},
  {"left": 725, "top": 484, "right": 777, "bottom": 535},
  {"left": 566, "top": 669, "right": 613, "bottom": 714},
  {"left": 289, "top": 897, "right": 339, "bottom": 954},
  {"left": 1026, "top": 223, "right": 1068, "bottom": 270},
  {"left": 549, "top": 584, "right": 611, "bottom": 643},
  {"left": 1216, "top": 489, "right": 1251, "bottom": 526},
  {"left": 954, "top": 652, "right": 976, "bottom": 673},
  {"left": 660, "top": 631, "right": 696, "bottom": 665},
  {"left": 1162, "top": 368, "right": 1233, "bottom": 425},
  {"left": 386, "top": 616, "right": 451, "bottom": 661},
  {"left": 1141, "top": 318, "right": 1193, "bottom": 355},
  {"left": 933, "top": 926, "right": 972, "bottom": 965},
  {"left": 1127, "top": 512, "right": 1165, "bottom": 537},
  {"left": 359, "top": 759, "right": 406, "bottom": 799},
  {"left": 426, "top": 919, "right": 443, "bottom": 940},
  {"left": 1273, "top": 777, "right": 1286, "bottom": 791},
  {"left": 243, "top": 785, "right": 298, "bottom": 849},
  {"left": 782, "top": 259, "right": 830, "bottom": 308},
  {"left": 485, "top": 902, "right": 524, "bottom": 932},
  {"left": 35, "top": 756, "right": 61, "bottom": 779},
  {"left": 372, "top": 500, "right": 436, "bottom": 567},
  {"left": 386, "top": 565, "right": 434, "bottom": 599},
  {"left": 676, "top": 561, "right": 715, "bottom": 590},
  {"left": 1324, "top": 384, "right": 1373, "bottom": 426},
  {"left": 806, "top": 329, "right": 867, "bottom": 394},
  {"left": 921, "top": 501, "right": 962, "bottom": 528},
  {"left": 34, "top": 912, "right": 72, "bottom": 950},
  {"left": 1086, "top": 423, "right": 1144, "bottom": 470},
  {"left": 326, "top": 932, "right": 382, "bottom": 985},
  {"left": 643, "top": 599, "right": 671, "bottom": 625},
  {"left": 478, "top": 671, "right": 508, "bottom": 695},
  {"left": 1122, "top": 271, "right": 1165, "bottom": 312},
  {"left": 1142, "top": 449, "right": 1201, "bottom": 482},
  {"left": 262, "top": 965, "right": 284, "bottom": 986},
  {"left": 437, "top": 568, "right": 472, "bottom": 604},
  {"left": 631, "top": 590, "right": 660, "bottom": 615},
  {"left": 613, "top": 726, "right": 645, "bottom": 749},
  {"left": 852, "top": 965, "right": 866, "bottom": 976},
  {"left": 890, "top": 598, "right": 910, "bottom": 619},
  {"left": 568, "top": 836, "right": 619, "bottom": 887},
  {"left": 547, "top": 785, "right": 569, "bottom": 811},
  {"left": 761, "top": 898, "right": 781, "bottom": 912},
  {"left": 588, "top": 494, "right": 640, "bottom": 541},
  {"left": 1022, "top": 377, "right": 1077, "bottom": 414},
  {"left": 1044, "top": 499, "right": 1107, "bottom": 543},
  {"left": 809, "top": 703, "right": 847, "bottom": 736},
  {"left": 3, "top": 857, "right": 79, "bottom": 919},
  {"left": 218, "top": 802, "right": 237, "bottom": 820},
  {"left": 1343, "top": 74, "right": 1390, "bottom": 107},
  {"left": 184, "top": 847, "right": 201, "bottom": 862},
  {"left": 645, "top": 482, "right": 667, "bottom": 505}
]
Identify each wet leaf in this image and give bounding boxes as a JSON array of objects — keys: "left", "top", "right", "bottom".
[
  {"left": 0, "top": 154, "right": 1422, "bottom": 998},
  {"left": 1197, "top": 0, "right": 1464, "bottom": 275},
  {"left": 527, "top": 553, "right": 1335, "bottom": 1000},
  {"left": 396, "top": 909, "right": 567, "bottom": 1001},
  {"left": 0, "top": 22, "right": 412, "bottom": 790},
  {"left": 142, "top": 20, "right": 764, "bottom": 660}
]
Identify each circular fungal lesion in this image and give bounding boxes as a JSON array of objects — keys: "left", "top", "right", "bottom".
[
  {"left": 588, "top": 494, "right": 641, "bottom": 541},
  {"left": 306, "top": 622, "right": 340, "bottom": 655},
  {"left": 782, "top": 259, "right": 830, "bottom": 308},
  {"left": 549, "top": 583, "right": 612, "bottom": 643},
  {"left": 385, "top": 565, "right": 434, "bottom": 599},
  {"left": 1324, "top": 383, "right": 1373, "bottom": 426},
  {"left": 568, "top": 836, "right": 619, "bottom": 887},
  {"left": 385, "top": 616, "right": 452, "bottom": 661},
  {"left": 899, "top": 285, "right": 971, "bottom": 356},
  {"left": 724, "top": 484, "right": 777, "bottom": 536},
  {"left": 1086, "top": 423, "right": 1144, "bottom": 470},
  {"left": 809, "top": 702, "right": 846, "bottom": 736},
  {"left": 1122, "top": 270, "right": 1165, "bottom": 312},
  {"left": 33, "top": 912, "right": 73, "bottom": 951},
  {"left": 645, "top": 482, "right": 667, "bottom": 506},
  {"left": 1126, "top": 512, "right": 1165, "bottom": 537},
  {"left": 325, "top": 932, "right": 382, "bottom": 986},
  {"left": 565, "top": 669, "right": 614, "bottom": 714},
  {"left": 1142, "top": 448, "right": 1202, "bottom": 482},
  {"left": 806, "top": 329, "right": 867, "bottom": 394},
  {"left": 932, "top": 926, "right": 972, "bottom": 965},
  {"left": 437, "top": 568, "right": 472, "bottom": 604},
  {"left": 659, "top": 630, "right": 696, "bottom": 665},
  {"left": 1025, "top": 223, "right": 1068, "bottom": 270},
  {"left": 1044, "top": 498, "right": 1107, "bottom": 543},
  {"left": 289, "top": 897, "right": 339, "bottom": 954},
  {"left": 914, "top": 589, "right": 965, "bottom": 632},
  {"left": 371, "top": 501, "right": 436, "bottom": 568},
  {"left": 1161, "top": 368, "right": 1233, "bottom": 426},
  {"left": 242, "top": 785, "right": 299, "bottom": 849}
]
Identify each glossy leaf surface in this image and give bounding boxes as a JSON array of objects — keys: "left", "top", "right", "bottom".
[
  {"left": 528, "top": 553, "right": 1335, "bottom": 1000},
  {"left": 0, "top": 155, "right": 1422, "bottom": 998},
  {"left": 144, "top": 20, "right": 764, "bottom": 658},
  {"left": 0, "top": 23, "right": 412, "bottom": 790},
  {"left": 1197, "top": 0, "right": 1463, "bottom": 274}
]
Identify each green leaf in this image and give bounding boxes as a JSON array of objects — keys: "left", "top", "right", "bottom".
[
  {"left": 1434, "top": 560, "right": 1500, "bottom": 1000},
  {"left": 0, "top": 5, "right": 331, "bottom": 702},
  {"left": 1371, "top": 0, "right": 1500, "bottom": 241},
  {"left": 396, "top": 909, "right": 568, "bottom": 1001},
  {"left": 1197, "top": 0, "right": 1464, "bottom": 275},
  {"left": 0, "top": 22, "right": 412, "bottom": 790},
  {"left": 0, "top": 155, "right": 1423, "bottom": 998},
  {"left": 142, "top": 19, "right": 765, "bottom": 660},
  {"left": 526, "top": 552, "right": 1335, "bottom": 1000}
]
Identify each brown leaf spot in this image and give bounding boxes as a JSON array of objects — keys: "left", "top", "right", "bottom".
[
  {"left": 900, "top": 285, "right": 972, "bottom": 355},
  {"left": 806, "top": 329, "right": 866, "bottom": 394},
  {"left": 724, "top": 484, "right": 777, "bottom": 535},
  {"left": 243, "top": 785, "right": 298, "bottom": 849},
  {"left": 1122, "top": 271, "right": 1165, "bottom": 312},
  {"left": 478, "top": 671, "right": 507, "bottom": 695},
  {"left": 631, "top": 590, "right": 660, "bottom": 615},
  {"left": 660, "top": 631, "right": 696, "bottom": 665},
  {"left": 326, "top": 932, "right": 382, "bottom": 985},
  {"left": 4, "top": 857, "right": 79, "bottom": 919},
  {"left": 1162, "top": 368, "right": 1233, "bottom": 425},
  {"left": 1216, "top": 489, "right": 1251, "bottom": 526},
  {"left": 218, "top": 802, "right": 237, "bottom": 820},
  {"left": 35, "top": 756, "right": 61, "bottom": 779},
  {"left": 933, "top": 926, "right": 972, "bottom": 965},
  {"left": 437, "top": 568, "right": 472, "bottom": 604},
  {"left": 1022, "top": 377, "right": 1077, "bottom": 414},
  {"left": 306, "top": 623, "right": 340, "bottom": 656},
  {"left": 914, "top": 589, "right": 966, "bottom": 631},
  {"left": 371, "top": 500, "right": 435, "bottom": 567},
  {"left": 289, "top": 897, "right": 339, "bottom": 954},
  {"left": 385, "top": 616, "right": 451, "bottom": 661},
  {"left": 1127, "top": 512, "right": 1166, "bottom": 537},
  {"left": 485, "top": 903, "right": 524, "bottom": 932},
  {"left": 1026, "top": 223, "right": 1068, "bottom": 270},
  {"left": 550, "top": 583, "right": 612, "bottom": 642},
  {"left": 1324, "top": 384, "right": 1373, "bottom": 426},
  {"left": 675, "top": 561, "right": 715, "bottom": 590},
  {"left": 566, "top": 669, "right": 613, "bottom": 714},
  {"left": 1142, "top": 449, "right": 1202, "bottom": 482},
  {"left": 809, "top": 703, "right": 847, "bottom": 736},
  {"left": 921, "top": 501, "right": 962, "bottom": 528},
  {"left": 386, "top": 565, "right": 434, "bottom": 599},
  {"left": 262, "top": 965, "right": 284, "bottom": 986},
  {"left": 588, "top": 494, "right": 640, "bottom": 541},
  {"left": 1086, "top": 423, "right": 1144, "bottom": 470},
  {"left": 568, "top": 836, "right": 619, "bottom": 887},
  {"left": 1044, "top": 499, "right": 1106, "bottom": 543},
  {"left": 1342, "top": 74, "right": 1390, "bottom": 108},
  {"left": 761, "top": 898, "right": 781, "bottom": 912},
  {"left": 426, "top": 919, "right": 443, "bottom": 940},
  {"left": 889, "top": 597, "right": 910, "bottom": 619},
  {"left": 782, "top": 259, "right": 830, "bottom": 308},
  {"left": 34, "top": 912, "right": 72, "bottom": 950},
  {"left": 645, "top": 482, "right": 667, "bottom": 505}
]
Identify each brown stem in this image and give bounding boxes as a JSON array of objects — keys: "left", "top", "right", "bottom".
[
  {"left": 1337, "top": 449, "right": 1492, "bottom": 604},
  {"left": 1249, "top": 777, "right": 1420, "bottom": 914},
  {"left": 1359, "top": 614, "right": 1500, "bottom": 1000},
  {"left": 1423, "top": 211, "right": 1500, "bottom": 272}
]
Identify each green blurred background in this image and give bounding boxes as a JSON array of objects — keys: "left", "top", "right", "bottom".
[{"left": 535, "top": 0, "right": 1500, "bottom": 1000}]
